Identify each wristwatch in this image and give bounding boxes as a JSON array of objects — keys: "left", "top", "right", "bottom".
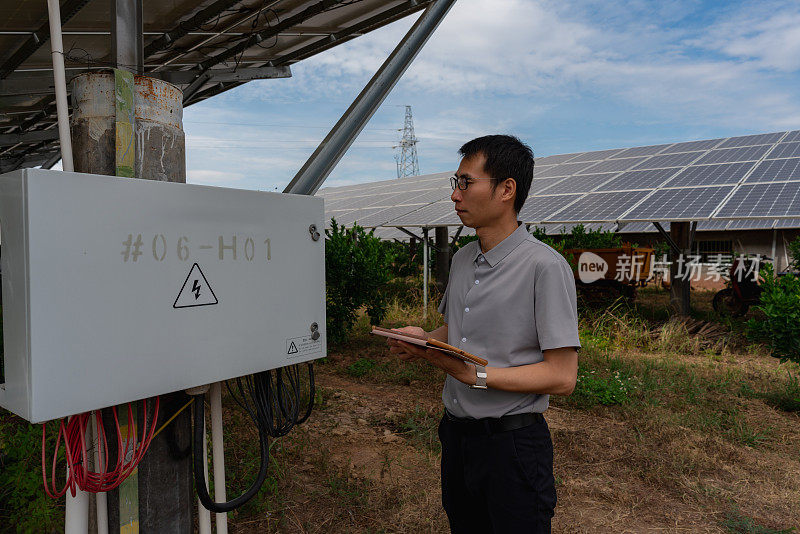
[{"left": 469, "top": 365, "right": 488, "bottom": 390}]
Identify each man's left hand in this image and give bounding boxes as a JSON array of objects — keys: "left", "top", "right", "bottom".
[{"left": 394, "top": 340, "right": 476, "bottom": 385}]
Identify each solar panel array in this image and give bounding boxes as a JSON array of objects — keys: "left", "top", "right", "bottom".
[{"left": 317, "top": 130, "right": 800, "bottom": 237}]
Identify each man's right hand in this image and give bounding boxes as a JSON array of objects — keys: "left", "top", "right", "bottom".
[{"left": 387, "top": 326, "right": 427, "bottom": 361}]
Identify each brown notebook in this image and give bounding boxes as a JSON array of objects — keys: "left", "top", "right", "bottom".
[{"left": 371, "top": 326, "right": 489, "bottom": 367}]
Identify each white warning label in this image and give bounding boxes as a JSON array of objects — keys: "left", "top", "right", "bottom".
[{"left": 285, "top": 335, "right": 323, "bottom": 360}]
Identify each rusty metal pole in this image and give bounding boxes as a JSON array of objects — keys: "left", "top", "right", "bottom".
[
  {"left": 70, "top": 71, "right": 192, "bottom": 533},
  {"left": 669, "top": 221, "right": 692, "bottom": 316}
]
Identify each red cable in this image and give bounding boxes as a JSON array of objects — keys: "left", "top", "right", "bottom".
[{"left": 41, "top": 397, "right": 160, "bottom": 497}]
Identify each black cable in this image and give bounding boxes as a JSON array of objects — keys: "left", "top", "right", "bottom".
[
  {"left": 192, "top": 389, "right": 269, "bottom": 513},
  {"left": 192, "top": 362, "right": 315, "bottom": 513}
]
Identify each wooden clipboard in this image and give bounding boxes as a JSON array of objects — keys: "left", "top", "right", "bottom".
[{"left": 371, "top": 326, "right": 489, "bottom": 367}]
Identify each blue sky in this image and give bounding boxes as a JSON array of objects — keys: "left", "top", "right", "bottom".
[{"left": 182, "top": 0, "right": 800, "bottom": 191}]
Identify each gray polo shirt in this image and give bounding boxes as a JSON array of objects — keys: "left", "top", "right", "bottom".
[{"left": 437, "top": 223, "right": 581, "bottom": 419}]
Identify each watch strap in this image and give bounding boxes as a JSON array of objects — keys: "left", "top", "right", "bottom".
[{"left": 470, "top": 365, "right": 488, "bottom": 390}]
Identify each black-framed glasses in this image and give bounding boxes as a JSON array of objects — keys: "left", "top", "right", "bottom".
[{"left": 450, "top": 175, "right": 495, "bottom": 191}]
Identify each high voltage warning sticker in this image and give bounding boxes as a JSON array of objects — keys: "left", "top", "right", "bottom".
[
  {"left": 286, "top": 335, "right": 322, "bottom": 360},
  {"left": 174, "top": 263, "right": 218, "bottom": 308}
]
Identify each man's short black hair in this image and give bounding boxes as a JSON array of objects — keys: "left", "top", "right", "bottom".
[{"left": 458, "top": 134, "right": 534, "bottom": 214}]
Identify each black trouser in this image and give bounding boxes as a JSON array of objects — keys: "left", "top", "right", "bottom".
[{"left": 438, "top": 411, "right": 556, "bottom": 534}]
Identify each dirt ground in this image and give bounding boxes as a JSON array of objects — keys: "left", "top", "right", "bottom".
[{"left": 226, "top": 339, "right": 800, "bottom": 534}]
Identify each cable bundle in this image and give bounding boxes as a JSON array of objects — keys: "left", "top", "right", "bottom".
[
  {"left": 193, "top": 362, "right": 314, "bottom": 513},
  {"left": 41, "top": 398, "right": 160, "bottom": 498}
]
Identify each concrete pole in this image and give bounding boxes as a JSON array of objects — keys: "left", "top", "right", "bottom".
[
  {"left": 70, "top": 72, "right": 192, "bottom": 533},
  {"left": 434, "top": 226, "right": 450, "bottom": 294},
  {"left": 669, "top": 222, "right": 692, "bottom": 315}
]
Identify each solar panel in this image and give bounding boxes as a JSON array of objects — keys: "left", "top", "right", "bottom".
[
  {"left": 667, "top": 162, "right": 755, "bottom": 187},
  {"left": 325, "top": 195, "right": 377, "bottom": 211},
  {"left": 386, "top": 201, "right": 454, "bottom": 227},
  {"left": 715, "top": 182, "right": 800, "bottom": 218},
  {"left": 536, "top": 153, "right": 582, "bottom": 165},
  {"left": 611, "top": 144, "right": 672, "bottom": 158},
  {"left": 745, "top": 158, "right": 800, "bottom": 183},
  {"left": 633, "top": 151, "right": 704, "bottom": 170},
  {"left": 775, "top": 218, "right": 800, "bottom": 228},
  {"left": 726, "top": 218, "right": 775, "bottom": 230},
  {"left": 697, "top": 219, "right": 731, "bottom": 231},
  {"left": 396, "top": 189, "right": 450, "bottom": 204},
  {"left": 765, "top": 142, "right": 800, "bottom": 160},
  {"left": 579, "top": 157, "right": 648, "bottom": 174},
  {"left": 616, "top": 221, "right": 661, "bottom": 233},
  {"left": 567, "top": 149, "right": 625, "bottom": 162},
  {"left": 356, "top": 205, "right": 427, "bottom": 228},
  {"left": 694, "top": 145, "right": 771, "bottom": 165},
  {"left": 539, "top": 173, "right": 618, "bottom": 194},
  {"left": 530, "top": 177, "right": 567, "bottom": 194},
  {"left": 317, "top": 130, "right": 800, "bottom": 237},
  {"left": 782, "top": 131, "right": 800, "bottom": 143},
  {"left": 545, "top": 191, "right": 650, "bottom": 222},
  {"left": 518, "top": 195, "right": 582, "bottom": 223},
  {"left": 323, "top": 197, "right": 352, "bottom": 210},
  {"left": 362, "top": 191, "right": 413, "bottom": 208},
  {"left": 718, "top": 132, "right": 785, "bottom": 148},
  {"left": 431, "top": 209, "right": 465, "bottom": 226},
  {"left": 622, "top": 186, "right": 733, "bottom": 221},
  {"left": 333, "top": 207, "right": 387, "bottom": 227},
  {"left": 534, "top": 161, "right": 597, "bottom": 178},
  {"left": 617, "top": 220, "right": 725, "bottom": 232},
  {"left": 660, "top": 138, "right": 724, "bottom": 154},
  {"left": 596, "top": 168, "right": 679, "bottom": 191}
]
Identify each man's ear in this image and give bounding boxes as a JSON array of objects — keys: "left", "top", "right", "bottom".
[{"left": 501, "top": 178, "right": 517, "bottom": 204}]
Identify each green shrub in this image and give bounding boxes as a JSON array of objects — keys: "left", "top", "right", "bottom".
[
  {"left": 532, "top": 223, "right": 623, "bottom": 250},
  {"left": 788, "top": 236, "right": 800, "bottom": 272},
  {"left": 746, "top": 264, "right": 800, "bottom": 365},
  {"left": 0, "top": 415, "right": 63, "bottom": 533},
  {"left": 325, "top": 219, "right": 394, "bottom": 344},
  {"left": 382, "top": 240, "right": 418, "bottom": 278}
]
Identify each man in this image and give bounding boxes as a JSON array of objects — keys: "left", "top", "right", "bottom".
[{"left": 387, "top": 135, "right": 580, "bottom": 533}]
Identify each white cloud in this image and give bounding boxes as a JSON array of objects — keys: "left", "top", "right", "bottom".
[
  {"left": 693, "top": 3, "right": 800, "bottom": 72},
  {"left": 239, "top": 0, "right": 800, "bottom": 130}
]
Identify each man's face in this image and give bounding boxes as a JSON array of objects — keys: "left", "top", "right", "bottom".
[{"left": 451, "top": 154, "right": 508, "bottom": 228}]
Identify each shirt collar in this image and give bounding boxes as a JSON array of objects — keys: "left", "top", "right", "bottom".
[{"left": 474, "top": 223, "right": 529, "bottom": 268}]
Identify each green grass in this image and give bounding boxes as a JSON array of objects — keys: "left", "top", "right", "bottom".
[
  {"left": 722, "top": 504, "right": 796, "bottom": 533},
  {"left": 562, "top": 320, "right": 788, "bottom": 448}
]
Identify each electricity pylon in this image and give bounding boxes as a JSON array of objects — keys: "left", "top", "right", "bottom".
[{"left": 394, "top": 105, "right": 419, "bottom": 178}]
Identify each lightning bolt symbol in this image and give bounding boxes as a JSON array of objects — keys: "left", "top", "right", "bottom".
[{"left": 192, "top": 279, "right": 201, "bottom": 300}]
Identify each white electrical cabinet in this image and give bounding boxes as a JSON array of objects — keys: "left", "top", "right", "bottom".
[{"left": 0, "top": 169, "right": 326, "bottom": 423}]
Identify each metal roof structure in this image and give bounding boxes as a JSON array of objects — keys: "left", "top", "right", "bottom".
[
  {"left": 0, "top": 0, "right": 434, "bottom": 172},
  {"left": 317, "top": 129, "right": 800, "bottom": 236}
]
